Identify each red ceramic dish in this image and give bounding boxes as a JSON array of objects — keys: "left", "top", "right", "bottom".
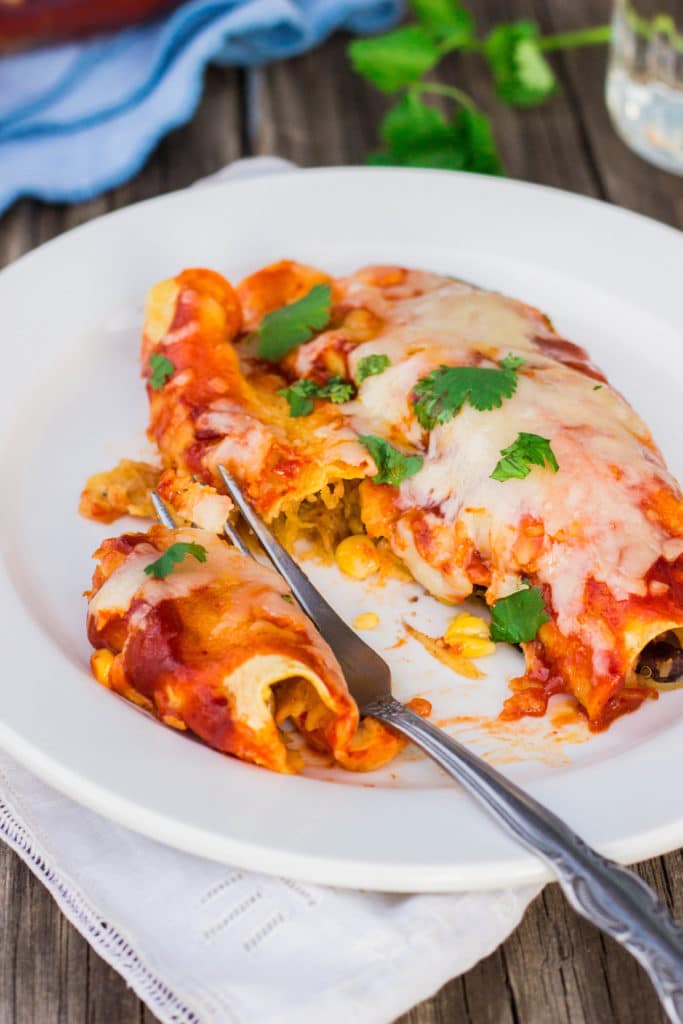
[{"left": 0, "top": 0, "right": 182, "bottom": 48}]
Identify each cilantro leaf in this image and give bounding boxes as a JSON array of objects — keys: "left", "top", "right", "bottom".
[
  {"left": 257, "top": 284, "right": 332, "bottom": 362},
  {"left": 484, "top": 21, "right": 557, "bottom": 107},
  {"left": 149, "top": 353, "right": 175, "bottom": 390},
  {"left": 413, "top": 364, "right": 518, "bottom": 429},
  {"left": 499, "top": 353, "right": 525, "bottom": 371},
  {"left": 144, "top": 542, "right": 208, "bottom": 580},
  {"left": 278, "top": 375, "right": 355, "bottom": 417},
  {"left": 409, "top": 0, "right": 474, "bottom": 43},
  {"left": 349, "top": 27, "right": 439, "bottom": 93},
  {"left": 489, "top": 585, "right": 550, "bottom": 644},
  {"left": 516, "top": 38, "right": 556, "bottom": 95},
  {"left": 491, "top": 432, "right": 559, "bottom": 482},
  {"left": 359, "top": 434, "right": 424, "bottom": 486},
  {"left": 356, "top": 353, "right": 391, "bottom": 383},
  {"left": 321, "top": 376, "right": 355, "bottom": 404},
  {"left": 370, "top": 95, "right": 502, "bottom": 175},
  {"left": 454, "top": 107, "right": 503, "bottom": 175},
  {"left": 278, "top": 378, "right": 318, "bottom": 417},
  {"left": 375, "top": 94, "right": 453, "bottom": 162}
]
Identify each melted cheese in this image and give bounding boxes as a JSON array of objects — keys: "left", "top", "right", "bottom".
[
  {"left": 345, "top": 281, "right": 683, "bottom": 641},
  {"left": 89, "top": 529, "right": 280, "bottom": 623},
  {"left": 88, "top": 546, "right": 160, "bottom": 623},
  {"left": 191, "top": 493, "right": 234, "bottom": 532},
  {"left": 199, "top": 402, "right": 276, "bottom": 476},
  {"left": 380, "top": 282, "right": 542, "bottom": 353}
]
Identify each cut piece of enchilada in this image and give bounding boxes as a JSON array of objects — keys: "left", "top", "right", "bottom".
[
  {"left": 130, "top": 261, "right": 683, "bottom": 732},
  {"left": 86, "top": 525, "right": 407, "bottom": 773}
]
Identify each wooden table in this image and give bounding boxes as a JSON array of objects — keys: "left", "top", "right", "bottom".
[{"left": 1, "top": 1, "right": 682, "bottom": 1020}]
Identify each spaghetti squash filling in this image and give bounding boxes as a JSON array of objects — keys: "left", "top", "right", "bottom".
[
  {"left": 270, "top": 479, "right": 408, "bottom": 584},
  {"left": 272, "top": 479, "right": 364, "bottom": 559}
]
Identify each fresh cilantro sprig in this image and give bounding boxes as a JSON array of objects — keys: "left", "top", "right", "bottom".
[
  {"left": 369, "top": 91, "right": 501, "bottom": 173},
  {"left": 491, "top": 432, "right": 559, "bottom": 482},
  {"left": 348, "top": 0, "right": 610, "bottom": 173},
  {"left": 279, "top": 375, "right": 355, "bottom": 417},
  {"left": 484, "top": 20, "right": 557, "bottom": 108},
  {"left": 144, "top": 542, "right": 208, "bottom": 580},
  {"left": 489, "top": 584, "right": 550, "bottom": 644},
  {"left": 413, "top": 362, "right": 518, "bottom": 430},
  {"left": 350, "top": 25, "right": 440, "bottom": 92},
  {"left": 360, "top": 434, "right": 424, "bottom": 486},
  {"left": 257, "top": 284, "right": 333, "bottom": 362},
  {"left": 411, "top": 0, "right": 473, "bottom": 43},
  {"left": 149, "top": 353, "right": 175, "bottom": 390},
  {"left": 356, "top": 353, "right": 391, "bottom": 383}
]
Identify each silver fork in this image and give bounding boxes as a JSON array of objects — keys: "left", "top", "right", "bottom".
[{"left": 155, "top": 475, "right": 683, "bottom": 1022}]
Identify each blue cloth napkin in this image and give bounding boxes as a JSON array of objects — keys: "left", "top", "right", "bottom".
[{"left": 0, "top": 0, "right": 400, "bottom": 215}]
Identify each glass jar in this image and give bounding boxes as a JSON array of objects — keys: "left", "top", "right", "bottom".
[{"left": 606, "top": 0, "right": 683, "bottom": 175}]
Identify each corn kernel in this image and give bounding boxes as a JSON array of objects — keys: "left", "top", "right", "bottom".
[
  {"left": 322, "top": 349, "right": 347, "bottom": 377},
  {"left": 122, "top": 686, "right": 154, "bottom": 711},
  {"left": 162, "top": 714, "right": 187, "bottom": 731},
  {"left": 444, "top": 612, "right": 490, "bottom": 644},
  {"left": 90, "top": 648, "right": 115, "bottom": 687},
  {"left": 443, "top": 612, "right": 496, "bottom": 659},
  {"left": 454, "top": 636, "right": 497, "bottom": 659},
  {"left": 335, "top": 535, "right": 380, "bottom": 580},
  {"left": 354, "top": 611, "right": 380, "bottom": 630},
  {"left": 343, "top": 308, "right": 381, "bottom": 342}
]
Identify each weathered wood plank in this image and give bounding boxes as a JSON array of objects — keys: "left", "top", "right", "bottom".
[
  {"left": 255, "top": 35, "right": 388, "bottom": 164},
  {"left": 539, "top": 0, "right": 683, "bottom": 229},
  {"left": 0, "top": 840, "right": 89, "bottom": 1024},
  {"left": 440, "top": 0, "right": 604, "bottom": 196}
]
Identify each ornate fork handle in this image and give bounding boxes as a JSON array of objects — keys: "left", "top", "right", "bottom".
[{"left": 366, "top": 695, "right": 683, "bottom": 1023}]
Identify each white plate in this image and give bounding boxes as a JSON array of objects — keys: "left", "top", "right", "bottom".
[{"left": 1, "top": 167, "right": 683, "bottom": 893}]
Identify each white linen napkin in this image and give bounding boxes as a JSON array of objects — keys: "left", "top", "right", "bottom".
[{"left": 0, "top": 158, "right": 543, "bottom": 1024}]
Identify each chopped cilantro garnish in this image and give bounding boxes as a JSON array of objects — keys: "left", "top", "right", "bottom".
[
  {"left": 144, "top": 542, "right": 208, "bottom": 580},
  {"left": 484, "top": 21, "right": 558, "bottom": 107},
  {"left": 281, "top": 594, "right": 295, "bottom": 604},
  {"left": 593, "top": 384, "right": 603, "bottom": 391},
  {"left": 359, "top": 434, "right": 423, "bottom": 486},
  {"left": 413, "top": 363, "right": 518, "bottom": 430},
  {"left": 499, "top": 353, "right": 525, "bottom": 371},
  {"left": 349, "top": 26, "right": 440, "bottom": 93},
  {"left": 370, "top": 94, "right": 502, "bottom": 174},
  {"left": 257, "top": 284, "right": 333, "bottom": 362},
  {"left": 356, "top": 353, "right": 391, "bottom": 384},
  {"left": 491, "top": 432, "right": 559, "bottom": 482},
  {"left": 320, "top": 376, "right": 355, "bottom": 404},
  {"left": 277, "top": 379, "right": 318, "bottom": 417},
  {"left": 409, "top": 0, "right": 474, "bottom": 43},
  {"left": 278, "top": 375, "right": 355, "bottom": 417},
  {"left": 489, "top": 585, "right": 550, "bottom": 644},
  {"left": 148, "top": 353, "right": 175, "bottom": 390}
]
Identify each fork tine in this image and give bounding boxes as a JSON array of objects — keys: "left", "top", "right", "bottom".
[
  {"left": 222, "top": 517, "right": 252, "bottom": 557},
  {"left": 151, "top": 490, "right": 176, "bottom": 528},
  {"left": 216, "top": 464, "right": 389, "bottom": 696}
]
